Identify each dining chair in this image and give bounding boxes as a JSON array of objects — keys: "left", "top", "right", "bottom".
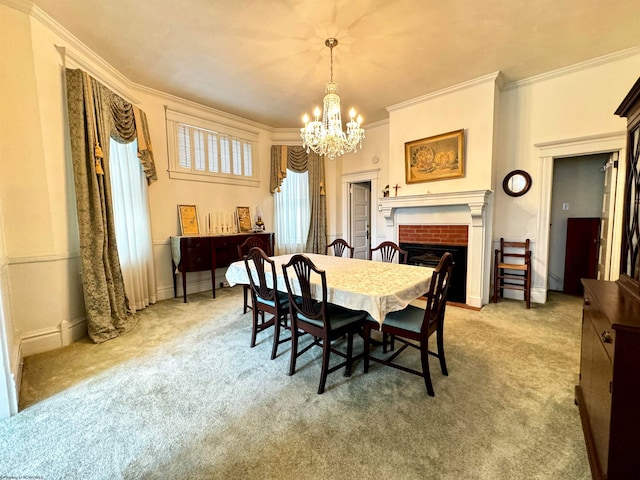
[
  {"left": 244, "top": 246, "right": 290, "bottom": 360},
  {"left": 492, "top": 238, "right": 531, "bottom": 308},
  {"left": 369, "top": 241, "right": 408, "bottom": 264},
  {"left": 368, "top": 241, "right": 408, "bottom": 351},
  {"left": 237, "top": 235, "right": 273, "bottom": 314},
  {"left": 325, "top": 238, "right": 355, "bottom": 258},
  {"left": 282, "top": 254, "right": 368, "bottom": 394},
  {"left": 363, "top": 252, "right": 453, "bottom": 396}
]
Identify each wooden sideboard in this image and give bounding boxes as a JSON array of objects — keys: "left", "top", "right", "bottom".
[
  {"left": 170, "top": 232, "right": 274, "bottom": 302},
  {"left": 577, "top": 278, "right": 640, "bottom": 479}
]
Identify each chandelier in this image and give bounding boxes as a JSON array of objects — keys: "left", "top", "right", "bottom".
[{"left": 300, "top": 38, "right": 365, "bottom": 160}]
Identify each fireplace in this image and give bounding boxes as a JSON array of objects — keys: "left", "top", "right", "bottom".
[
  {"left": 378, "top": 190, "right": 492, "bottom": 308},
  {"left": 400, "top": 243, "right": 467, "bottom": 304}
]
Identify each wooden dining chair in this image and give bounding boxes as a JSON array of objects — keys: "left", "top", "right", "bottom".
[
  {"left": 492, "top": 238, "right": 531, "bottom": 308},
  {"left": 369, "top": 241, "right": 408, "bottom": 264},
  {"left": 369, "top": 241, "right": 408, "bottom": 351},
  {"left": 237, "top": 235, "right": 273, "bottom": 314},
  {"left": 363, "top": 252, "right": 453, "bottom": 396},
  {"left": 243, "top": 247, "right": 290, "bottom": 360},
  {"left": 282, "top": 254, "right": 368, "bottom": 394},
  {"left": 325, "top": 238, "right": 355, "bottom": 258}
]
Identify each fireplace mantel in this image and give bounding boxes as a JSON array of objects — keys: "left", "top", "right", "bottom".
[{"left": 379, "top": 189, "right": 492, "bottom": 226}]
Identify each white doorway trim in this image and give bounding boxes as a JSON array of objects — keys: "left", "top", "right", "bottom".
[
  {"left": 534, "top": 131, "right": 626, "bottom": 299},
  {"left": 341, "top": 169, "right": 379, "bottom": 249}
]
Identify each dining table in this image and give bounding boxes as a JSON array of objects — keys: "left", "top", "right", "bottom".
[{"left": 225, "top": 253, "right": 434, "bottom": 328}]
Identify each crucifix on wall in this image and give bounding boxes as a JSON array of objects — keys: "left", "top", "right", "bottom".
[{"left": 393, "top": 184, "right": 401, "bottom": 196}]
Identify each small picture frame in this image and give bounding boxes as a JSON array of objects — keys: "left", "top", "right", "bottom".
[
  {"left": 405, "top": 129, "right": 465, "bottom": 184},
  {"left": 178, "top": 204, "right": 200, "bottom": 235},
  {"left": 236, "top": 206, "right": 252, "bottom": 233}
]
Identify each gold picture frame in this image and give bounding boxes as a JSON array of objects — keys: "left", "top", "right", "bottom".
[
  {"left": 178, "top": 204, "right": 200, "bottom": 235},
  {"left": 236, "top": 206, "right": 252, "bottom": 233},
  {"left": 405, "top": 129, "right": 465, "bottom": 184}
]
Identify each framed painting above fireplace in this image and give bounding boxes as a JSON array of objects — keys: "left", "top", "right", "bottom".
[{"left": 405, "top": 129, "right": 464, "bottom": 184}]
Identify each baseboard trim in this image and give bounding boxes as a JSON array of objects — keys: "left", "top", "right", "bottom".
[
  {"left": 158, "top": 271, "right": 233, "bottom": 302},
  {"left": 20, "top": 315, "right": 87, "bottom": 357}
]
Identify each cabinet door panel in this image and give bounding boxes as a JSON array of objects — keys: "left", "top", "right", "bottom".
[{"left": 588, "top": 330, "right": 612, "bottom": 475}]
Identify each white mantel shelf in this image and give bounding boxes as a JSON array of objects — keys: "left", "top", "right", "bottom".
[{"left": 379, "top": 189, "right": 492, "bottom": 226}]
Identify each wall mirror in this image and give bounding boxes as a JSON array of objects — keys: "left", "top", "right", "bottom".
[{"left": 502, "top": 170, "right": 532, "bottom": 197}]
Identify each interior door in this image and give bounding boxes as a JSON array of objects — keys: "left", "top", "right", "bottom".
[
  {"left": 597, "top": 152, "right": 619, "bottom": 280},
  {"left": 350, "top": 182, "right": 371, "bottom": 259},
  {"left": 564, "top": 217, "right": 600, "bottom": 295}
]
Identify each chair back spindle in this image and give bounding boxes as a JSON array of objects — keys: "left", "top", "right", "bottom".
[
  {"left": 326, "top": 238, "right": 355, "bottom": 258},
  {"left": 369, "top": 241, "right": 408, "bottom": 264}
]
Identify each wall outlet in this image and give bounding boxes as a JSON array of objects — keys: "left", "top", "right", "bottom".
[{"left": 219, "top": 281, "right": 230, "bottom": 288}]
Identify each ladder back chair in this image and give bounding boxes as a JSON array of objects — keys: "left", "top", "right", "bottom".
[
  {"left": 237, "top": 235, "right": 273, "bottom": 314},
  {"left": 363, "top": 252, "right": 454, "bottom": 396},
  {"left": 325, "top": 238, "right": 355, "bottom": 258},
  {"left": 492, "top": 238, "right": 532, "bottom": 309},
  {"left": 369, "top": 241, "right": 408, "bottom": 264},
  {"left": 243, "top": 247, "right": 290, "bottom": 359},
  {"left": 282, "top": 254, "right": 368, "bottom": 394}
]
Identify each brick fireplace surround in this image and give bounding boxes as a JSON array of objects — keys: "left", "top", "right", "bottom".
[
  {"left": 398, "top": 225, "right": 469, "bottom": 246},
  {"left": 379, "top": 190, "right": 492, "bottom": 308},
  {"left": 399, "top": 225, "right": 469, "bottom": 304}
]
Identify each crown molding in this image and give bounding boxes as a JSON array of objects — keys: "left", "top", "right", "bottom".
[
  {"left": 4, "top": 0, "right": 273, "bottom": 131},
  {"left": 0, "top": 0, "right": 31, "bottom": 14},
  {"left": 503, "top": 45, "right": 640, "bottom": 91},
  {"left": 386, "top": 72, "right": 501, "bottom": 113}
]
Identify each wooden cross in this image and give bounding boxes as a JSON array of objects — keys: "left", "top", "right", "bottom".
[{"left": 393, "top": 184, "right": 401, "bottom": 196}]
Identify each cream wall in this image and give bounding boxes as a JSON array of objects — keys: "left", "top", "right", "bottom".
[
  {"left": 339, "top": 121, "right": 389, "bottom": 244},
  {"left": 495, "top": 52, "right": 639, "bottom": 239},
  {"left": 0, "top": 2, "right": 278, "bottom": 407},
  {"left": 1, "top": 0, "right": 640, "bottom": 416},
  {"left": 387, "top": 74, "right": 500, "bottom": 195},
  {"left": 132, "top": 88, "right": 275, "bottom": 298},
  {"left": 495, "top": 50, "right": 640, "bottom": 297}
]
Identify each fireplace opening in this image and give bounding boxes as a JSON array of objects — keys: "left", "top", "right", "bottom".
[{"left": 400, "top": 243, "right": 467, "bottom": 304}]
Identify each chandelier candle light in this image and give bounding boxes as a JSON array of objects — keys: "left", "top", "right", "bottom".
[{"left": 300, "top": 38, "right": 365, "bottom": 160}]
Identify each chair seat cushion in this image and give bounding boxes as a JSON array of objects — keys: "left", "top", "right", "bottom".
[
  {"left": 258, "top": 291, "right": 290, "bottom": 308},
  {"left": 383, "top": 304, "right": 425, "bottom": 334},
  {"left": 299, "top": 304, "right": 366, "bottom": 330}
]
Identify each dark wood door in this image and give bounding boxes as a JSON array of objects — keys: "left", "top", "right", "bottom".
[{"left": 564, "top": 218, "right": 600, "bottom": 295}]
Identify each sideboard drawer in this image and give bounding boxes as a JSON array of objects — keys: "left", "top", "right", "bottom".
[
  {"left": 179, "top": 238, "right": 211, "bottom": 272},
  {"left": 584, "top": 295, "right": 615, "bottom": 361}
]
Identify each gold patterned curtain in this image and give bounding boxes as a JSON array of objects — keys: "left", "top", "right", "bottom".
[
  {"left": 270, "top": 145, "right": 327, "bottom": 254},
  {"left": 65, "top": 69, "right": 156, "bottom": 343}
]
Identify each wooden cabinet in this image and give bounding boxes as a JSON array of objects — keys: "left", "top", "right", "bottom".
[
  {"left": 577, "top": 279, "right": 640, "bottom": 479},
  {"left": 564, "top": 218, "right": 600, "bottom": 295},
  {"left": 170, "top": 233, "right": 274, "bottom": 302},
  {"left": 576, "top": 77, "right": 640, "bottom": 479}
]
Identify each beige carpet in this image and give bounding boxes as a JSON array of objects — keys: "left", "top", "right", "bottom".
[{"left": 4, "top": 287, "right": 590, "bottom": 479}]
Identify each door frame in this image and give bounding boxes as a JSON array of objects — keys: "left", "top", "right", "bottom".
[
  {"left": 341, "top": 169, "right": 379, "bottom": 250},
  {"left": 535, "top": 131, "right": 626, "bottom": 299}
]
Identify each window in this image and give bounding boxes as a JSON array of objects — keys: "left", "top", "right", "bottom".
[
  {"left": 274, "top": 169, "right": 310, "bottom": 254},
  {"left": 109, "top": 138, "right": 157, "bottom": 311},
  {"left": 166, "top": 109, "right": 259, "bottom": 186}
]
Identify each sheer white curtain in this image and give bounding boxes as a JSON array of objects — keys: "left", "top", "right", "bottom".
[
  {"left": 274, "top": 169, "right": 310, "bottom": 254},
  {"left": 109, "top": 138, "right": 157, "bottom": 311}
]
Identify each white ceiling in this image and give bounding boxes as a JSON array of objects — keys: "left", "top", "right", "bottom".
[{"left": 32, "top": 0, "right": 640, "bottom": 127}]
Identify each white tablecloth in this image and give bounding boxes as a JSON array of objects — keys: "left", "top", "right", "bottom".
[{"left": 225, "top": 253, "right": 433, "bottom": 326}]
